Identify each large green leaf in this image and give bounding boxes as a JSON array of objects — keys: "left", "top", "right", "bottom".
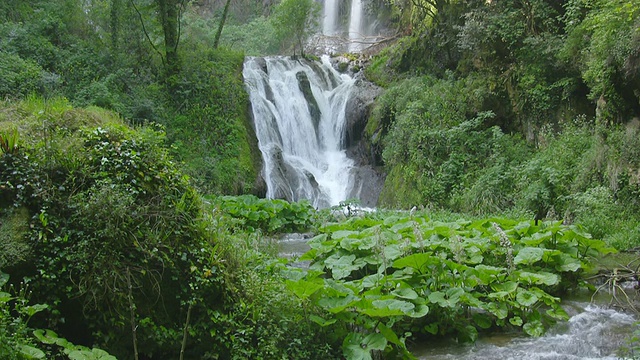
[
  {"left": 553, "top": 253, "right": 582, "bottom": 272},
  {"left": 492, "top": 281, "right": 518, "bottom": 293},
  {"left": 340, "top": 235, "right": 376, "bottom": 252},
  {"left": 392, "top": 252, "right": 436, "bottom": 272},
  {"left": 19, "top": 345, "right": 45, "bottom": 359},
  {"left": 325, "top": 254, "right": 360, "bottom": 280},
  {"left": 67, "top": 348, "right": 117, "bottom": 360},
  {"left": 309, "top": 314, "right": 337, "bottom": 327},
  {"left": 343, "top": 333, "right": 387, "bottom": 360},
  {"left": 319, "top": 294, "right": 360, "bottom": 313},
  {"left": 514, "top": 247, "right": 544, "bottom": 265},
  {"left": 361, "top": 273, "right": 385, "bottom": 288},
  {"left": 333, "top": 230, "right": 360, "bottom": 240},
  {"left": 384, "top": 244, "right": 404, "bottom": 261},
  {"left": 474, "top": 264, "right": 506, "bottom": 284},
  {"left": 428, "top": 288, "right": 464, "bottom": 308},
  {"left": 410, "top": 304, "right": 429, "bottom": 318},
  {"left": 521, "top": 231, "right": 553, "bottom": 246},
  {"left": 509, "top": 316, "right": 523, "bottom": 326},
  {"left": 473, "top": 313, "right": 493, "bottom": 329},
  {"left": 391, "top": 287, "right": 418, "bottom": 300},
  {"left": 486, "top": 302, "right": 509, "bottom": 319},
  {"left": 516, "top": 271, "right": 559, "bottom": 286},
  {"left": 366, "top": 299, "right": 415, "bottom": 316},
  {"left": 516, "top": 289, "right": 539, "bottom": 307},
  {"left": 286, "top": 279, "right": 324, "bottom": 299},
  {"left": 523, "top": 320, "right": 544, "bottom": 337}
]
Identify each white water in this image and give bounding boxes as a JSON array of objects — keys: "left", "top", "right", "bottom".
[
  {"left": 316, "top": 0, "right": 371, "bottom": 53},
  {"left": 348, "top": 0, "right": 364, "bottom": 52},
  {"left": 414, "top": 303, "right": 637, "bottom": 360},
  {"left": 243, "top": 56, "right": 356, "bottom": 208},
  {"left": 323, "top": 0, "right": 339, "bottom": 36}
]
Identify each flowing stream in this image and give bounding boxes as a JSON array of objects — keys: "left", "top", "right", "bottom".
[
  {"left": 243, "top": 56, "right": 357, "bottom": 208},
  {"left": 412, "top": 301, "right": 636, "bottom": 360}
]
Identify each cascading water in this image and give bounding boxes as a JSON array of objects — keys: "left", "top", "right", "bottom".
[
  {"left": 413, "top": 302, "right": 637, "bottom": 360},
  {"left": 348, "top": 0, "right": 364, "bottom": 52},
  {"left": 317, "top": 0, "right": 372, "bottom": 54},
  {"left": 323, "top": 0, "right": 339, "bottom": 36},
  {"left": 243, "top": 56, "right": 357, "bottom": 208}
]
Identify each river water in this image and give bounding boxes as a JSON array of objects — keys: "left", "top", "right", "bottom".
[{"left": 412, "top": 301, "right": 636, "bottom": 360}]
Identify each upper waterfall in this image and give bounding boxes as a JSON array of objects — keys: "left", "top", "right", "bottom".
[
  {"left": 323, "top": 0, "right": 339, "bottom": 36},
  {"left": 348, "top": 0, "right": 364, "bottom": 52},
  {"left": 317, "top": 0, "right": 376, "bottom": 54},
  {"left": 243, "top": 56, "right": 358, "bottom": 208}
]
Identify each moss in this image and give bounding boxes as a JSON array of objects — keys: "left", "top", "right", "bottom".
[
  {"left": 0, "top": 208, "right": 31, "bottom": 268},
  {"left": 378, "top": 165, "right": 424, "bottom": 209}
]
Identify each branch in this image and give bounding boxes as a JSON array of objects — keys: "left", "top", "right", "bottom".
[
  {"left": 130, "top": 0, "right": 166, "bottom": 66},
  {"left": 126, "top": 268, "right": 140, "bottom": 360},
  {"left": 179, "top": 302, "right": 194, "bottom": 360},
  {"left": 176, "top": 0, "right": 186, "bottom": 53}
]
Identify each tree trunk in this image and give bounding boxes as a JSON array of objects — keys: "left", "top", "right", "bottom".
[
  {"left": 158, "top": 0, "right": 181, "bottom": 78},
  {"left": 213, "top": 0, "right": 232, "bottom": 48}
]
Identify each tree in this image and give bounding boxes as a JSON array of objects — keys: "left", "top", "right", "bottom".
[
  {"left": 131, "top": 0, "right": 186, "bottom": 80},
  {"left": 271, "top": 0, "right": 320, "bottom": 56},
  {"left": 562, "top": 0, "right": 640, "bottom": 122},
  {"left": 213, "top": 0, "right": 232, "bottom": 48}
]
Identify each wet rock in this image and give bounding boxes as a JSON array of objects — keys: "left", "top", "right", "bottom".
[
  {"left": 344, "top": 78, "right": 382, "bottom": 149},
  {"left": 296, "top": 71, "right": 322, "bottom": 140}
]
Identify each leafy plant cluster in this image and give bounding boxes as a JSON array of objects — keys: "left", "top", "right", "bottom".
[
  {"left": 211, "top": 194, "right": 314, "bottom": 234},
  {"left": 0, "top": 272, "right": 116, "bottom": 360},
  {"left": 0, "top": 0, "right": 263, "bottom": 196},
  {"left": 364, "top": 1, "right": 640, "bottom": 250},
  {"left": 368, "top": 68, "right": 640, "bottom": 249},
  {"left": 286, "top": 214, "right": 614, "bottom": 359},
  {"left": 0, "top": 100, "right": 232, "bottom": 359}
]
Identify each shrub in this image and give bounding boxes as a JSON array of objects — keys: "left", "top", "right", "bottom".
[{"left": 0, "top": 52, "right": 44, "bottom": 99}]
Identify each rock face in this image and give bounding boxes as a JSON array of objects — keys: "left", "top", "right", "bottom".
[
  {"left": 296, "top": 71, "right": 322, "bottom": 142},
  {"left": 344, "top": 78, "right": 382, "bottom": 150},
  {"left": 343, "top": 74, "right": 386, "bottom": 207}
]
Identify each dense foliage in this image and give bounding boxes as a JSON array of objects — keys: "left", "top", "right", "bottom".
[
  {"left": 2, "top": 0, "right": 640, "bottom": 358},
  {"left": 211, "top": 195, "right": 314, "bottom": 234},
  {"left": 287, "top": 213, "right": 614, "bottom": 359},
  {"left": 0, "top": 0, "right": 260, "bottom": 195},
  {"left": 364, "top": 0, "right": 640, "bottom": 249}
]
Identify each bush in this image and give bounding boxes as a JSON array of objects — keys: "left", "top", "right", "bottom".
[
  {"left": 0, "top": 52, "right": 44, "bottom": 99},
  {"left": 211, "top": 195, "right": 314, "bottom": 234},
  {"left": 167, "top": 47, "right": 260, "bottom": 195},
  {"left": 0, "top": 100, "right": 228, "bottom": 358}
]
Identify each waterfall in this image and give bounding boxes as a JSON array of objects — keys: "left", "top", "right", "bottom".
[
  {"left": 348, "top": 0, "right": 364, "bottom": 52},
  {"left": 243, "top": 56, "right": 357, "bottom": 208},
  {"left": 323, "top": 0, "right": 339, "bottom": 35},
  {"left": 318, "top": 0, "right": 370, "bottom": 53}
]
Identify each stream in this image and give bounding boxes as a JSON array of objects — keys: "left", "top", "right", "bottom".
[
  {"left": 277, "top": 236, "right": 639, "bottom": 359},
  {"left": 411, "top": 301, "right": 636, "bottom": 360}
]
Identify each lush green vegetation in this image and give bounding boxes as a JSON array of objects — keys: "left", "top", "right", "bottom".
[
  {"left": 0, "top": 99, "right": 337, "bottom": 359},
  {"left": 1, "top": 0, "right": 640, "bottom": 358},
  {"left": 288, "top": 214, "right": 613, "bottom": 358},
  {"left": 0, "top": 0, "right": 260, "bottom": 195},
  {"left": 364, "top": 0, "right": 640, "bottom": 250}
]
